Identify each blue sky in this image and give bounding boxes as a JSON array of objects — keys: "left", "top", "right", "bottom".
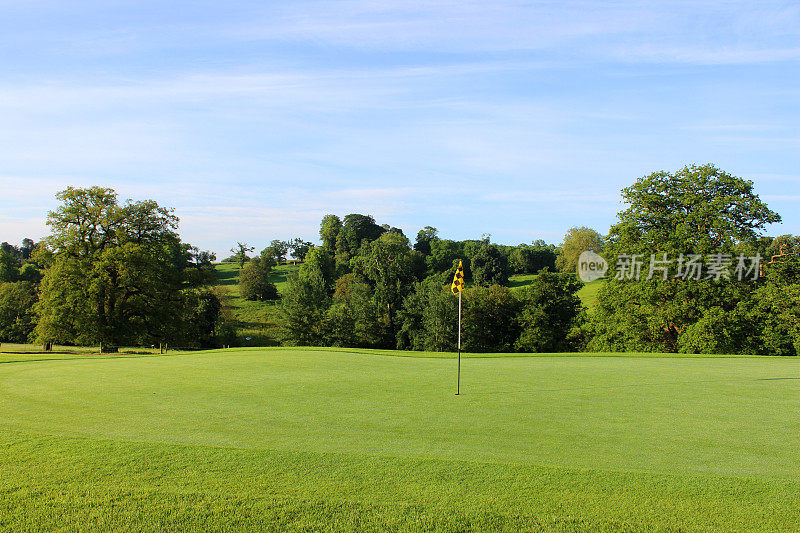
[{"left": 1, "top": 1, "right": 798, "bottom": 257}]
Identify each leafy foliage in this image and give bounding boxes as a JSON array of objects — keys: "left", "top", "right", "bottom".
[
  {"left": 515, "top": 271, "right": 585, "bottom": 352},
  {"left": 555, "top": 227, "right": 604, "bottom": 273},
  {"left": 591, "top": 165, "right": 787, "bottom": 354},
  {"left": 0, "top": 282, "right": 38, "bottom": 342},
  {"left": 607, "top": 164, "right": 780, "bottom": 256},
  {"left": 33, "top": 187, "right": 219, "bottom": 347},
  {"left": 470, "top": 244, "right": 510, "bottom": 286},
  {"left": 239, "top": 257, "right": 279, "bottom": 301},
  {"left": 280, "top": 260, "right": 331, "bottom": 346},
  {"left": 230, "top": 242, "right": 255, "bottom": 269}
]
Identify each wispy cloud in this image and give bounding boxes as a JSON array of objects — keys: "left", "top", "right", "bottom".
[{"left": 1, "top": 0, "right": 798, "bottom": 254}]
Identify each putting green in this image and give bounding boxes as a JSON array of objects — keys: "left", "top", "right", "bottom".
[
  {"left": 1, "top": 348, "right": 798, "bottom": 531},
  {"left": 2, "top": 349, "right": 798, "bottom": 476}
]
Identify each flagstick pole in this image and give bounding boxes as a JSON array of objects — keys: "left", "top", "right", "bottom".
[{"left": 457, "top": 290, "right": 461, "bottom": 395}]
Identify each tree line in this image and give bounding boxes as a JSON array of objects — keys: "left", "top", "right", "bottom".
[
  {"left": 277, "top": 215, "right": 579, "bottom": 351},
  {"left": 1, "top": 164, "right": 798, "bottom": 354},
  {"left": 276, "top": 164, "right": 798, "bottom": 354}
]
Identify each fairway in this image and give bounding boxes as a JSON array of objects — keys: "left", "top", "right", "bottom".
[{"left": 1, "top": 349, "right": 799, "bottom": 531}]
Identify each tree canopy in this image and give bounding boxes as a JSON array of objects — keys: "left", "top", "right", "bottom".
[{"left": 33, "top": 187, "right": 220, "bottom": 347}]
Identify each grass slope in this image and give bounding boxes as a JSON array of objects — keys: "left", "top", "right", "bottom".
[
  {"left": 1, "top": 348, "right": 798, "bottom": 531},
  {"left": 509, "top": 274, "right": 603, "bottom": 310},
  {"left": 215, "top": 262, "right": 299, "bottom": 345}
]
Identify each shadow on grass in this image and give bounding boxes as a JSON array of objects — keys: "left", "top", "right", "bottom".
[
  {"left": 216, "top": 267, "right": 239, "bottom": 286},
  {"left": 508, "top": 275, "right": 536, "bottom": 289},
  {"left": 268, "top": 269, "right": 288, "bottom": 286}
]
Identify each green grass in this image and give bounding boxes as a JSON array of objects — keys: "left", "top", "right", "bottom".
[
  {"left": 507, "top": 273, "right": 538, "bottom": 289},
  {"left": 576, "top": 279, "right": 603, "bottom": 309},
  {"left": 1, "top": 348, "right": 798, "bottom": 531},
  {"left": 508, "top": 274, "right": 603, "bottom": 310},
  {"left": 214, "top": 262, "right": 299, "bottom": 345}
]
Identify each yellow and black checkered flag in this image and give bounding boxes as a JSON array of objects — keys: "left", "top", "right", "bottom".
[{"left": 451, "top": 260, "right": 466, "bottom": 295}]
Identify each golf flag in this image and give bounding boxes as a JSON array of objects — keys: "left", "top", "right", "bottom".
[
  {"left": 451, "top": 261, "right": 466, "bottom": 295},
  {"left": 451, "top": 260, "right": 464, "bottom": 395}
]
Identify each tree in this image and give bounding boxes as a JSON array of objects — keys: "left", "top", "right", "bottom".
[
  {"left": 181, "top": 288, "right": 225, "bottom": 348},
  {"left": 350, "top": 232, "right": 418, "bottom": 345},
  {"left": 263, "top": 239, "right": 289, "bottom": 264},
  {"left": 185, "top": 246, "right": 217, "bottom": 287},
  {"left": 239, "top": 257, "right": 279, "bottom": 301},
  {"left": 20, "top": 238, "right": 35, "bottom": 260},
  {"left": 319, "top": 214, "right": 342, "bottom": 251},
  {"left": 414, "top": 226, "right": 438, "bottom": 255},
  {"left": 300, "top": 246, "right": 336, "bottom": 293},
  {"left": 470, "top": 244, "right": 509, "bottom": 286},
  {"left": 0, "top": 282, "right": 38, "bottom": 343},
  {"left": 230, "top": 242, "right": 255, "bottom": 269},
  {"left": 287, "top": 238, "right": 313, "bottom": 261},
  {"left": 555, "top": 227, "right": 604, "bottom": 273},
  {"left": 515, "top": 270, "right": 585, "bottom": 352},
  {"left": 325, "top": 273, "right": 385, "bottom": 347},
  {"left": 745, "top": 282, "right": 800, "bottom": 355},
  {"left": 591, "top": 165, "right": 781, "bottom": 353},
  {"left": 0, "top": 249, "right": 20, "bottom": 282},
  {"left": 336, "top": 214, "right": 385, "bottom": 261},
  {"left": 607, "top": 164, "right": 780, "bottom": 256},
  {"left": 280, "top": 257, "right": 331, "bottom": 346},
  {"left": 510, "top": 243, "right": 557, "bottom": 274},
  {"left": 34, "top": 187, "right": 205, "bottom": 347},
  {"left": 397, "top": 275, "right": 458, "bottom": 351},
  {"left": 425, "top": 239, "right": 463, "bottom": 278},
  {"left": 462, "top": 285, "right": 520, "bottom": 352}
]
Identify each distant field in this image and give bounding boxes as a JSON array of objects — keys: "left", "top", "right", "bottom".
[
  {"left": 576, "top": 279, "right": 603, "bottom": 309},
  {"left": 1, "top": 348, "right": 797, "bottom": 531},
  {"left": 508, "top": 274, "right": 603, "bottom": 310},
  {"left": 214, "top": 262, "right": 298, "bottom": 345}
]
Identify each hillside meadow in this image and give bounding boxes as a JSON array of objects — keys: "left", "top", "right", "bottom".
[{"left": 1, "top": 347, "right": 798, "bottom": 531}]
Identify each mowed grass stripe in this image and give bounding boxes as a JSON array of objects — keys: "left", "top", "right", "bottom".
[
  {"left": 1, "top": 430, "right": 798, "bottom": 532},
  {"left": 0, "top": 349, "right": 797, "bottom": 478}
]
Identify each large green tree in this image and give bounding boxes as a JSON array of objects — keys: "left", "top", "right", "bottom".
[
  {"left": 319, "top": 214, "right": 342, "bottom": 251},
  {"left": 280, "top": 256, "right": 331, "bottom": 346},
  {"left": 591, "top": 164, "right": 781, "bottom": 353},
  {"left": 350, "top": 232, "right": 419, "bottom": 345},
  {"left": 555, "top": 227, "right": 604, "bottom": 273},
  {"left": 0, "top": 249, "right": 20, "bottom": 283},
  {"left": 607, "top": 164, "right": 780, "bottom": 256},
  {"left": 470, "top": 244, "right": 509, "bottom": 286},
  {"left": 462, "top": 285, "right": 520, "bottom": 352},
  {"left": 34, "top": 187, "right": 209, "bottom": 347},
  {"left": 515, "top": 271, "right": 585, "bottom": 352},
  {"left": 397, "top": 275, "right": 458, "bottom": 352}
]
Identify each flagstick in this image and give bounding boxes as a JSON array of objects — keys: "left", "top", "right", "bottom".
[{"left": 457, "top": 290, "right": 461, "bottom": 395}]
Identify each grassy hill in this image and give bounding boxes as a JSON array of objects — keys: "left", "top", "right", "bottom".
[
  {"left": 214, "top": 262, "right": 299, "bottom": 346},
  {"left": 508, "top": 274, "right": 603, "bottom": 309},
  {"left": 1, "top": 348, "right": 797, "bottom": 530}
]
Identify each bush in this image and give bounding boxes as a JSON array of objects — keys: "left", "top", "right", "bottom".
[
  {"left": 239, "top": 258, "right": 279, "bottom": 301},
  {"left": 515, "top": 270, "right": 585, "bottom": 352}
]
